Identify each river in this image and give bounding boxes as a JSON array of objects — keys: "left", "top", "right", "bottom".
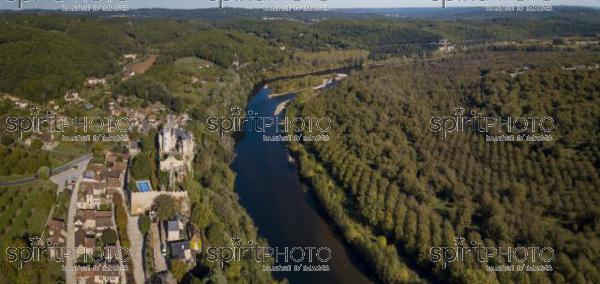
[{"left": 231, "top": 86, "right": 373, "bottom": 284}]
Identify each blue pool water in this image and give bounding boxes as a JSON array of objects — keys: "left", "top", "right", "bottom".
[{"left": 136, "top": 180, "right": 152, "bottom": 192}]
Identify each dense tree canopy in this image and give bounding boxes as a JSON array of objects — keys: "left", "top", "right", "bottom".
[{"left": 289, "top": 49, "right": 600, "bottom": 284}]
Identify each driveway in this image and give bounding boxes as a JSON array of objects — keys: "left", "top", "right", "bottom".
[
  {"left": 117, "top": 188, "right": 146, "bottom": 284},
  {"left": 127, "top": 214, "right": 145, "bottom": 284},
  {"left": 151, "top": 223, "right": 168, "bottom": 273}
]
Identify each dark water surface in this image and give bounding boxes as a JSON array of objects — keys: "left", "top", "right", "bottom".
[{"left": 231, "top": 87, "right": 373, "bottom": 284}]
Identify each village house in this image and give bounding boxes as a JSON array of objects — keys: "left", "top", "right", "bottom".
[
  {"left": 14, "top": 100, "right": 28, "bottom": 108},
  {"left": 85, "top": 77, "right": 107, "bottom": 87},
  {"left": 166, "top": 215, "right": 185, "bottom": 242},
  {"left": 95, "top": 217, "right": 114, "bottom": 236},
  {"left": 95, "top": 210, "right": 113, "bottom": 219},
  {"left": 75, "top": 263, "right": 121, "bottom": 284},
  {"left": 64, "top": 90, "right": 81, "bottom": 103},
  {"left": 77, "top": 185, "right": 101, "bottom": 210},
  {"left": 75, "top": 210, "right": 97, "bottom": 231},
  {"left": 113, "top": 161, "right": 128, "bottom": 173},
  {"left": 47, "top": 219, "right": 67, "bottom": 245},
  {"left": 83, "top": 164, "right": 105, "bottom": 183},
  {"left": 94, "top": 266, "right": 121, "bottom": 284},
  {"left": 75, "top": 229, "right": 96, "bottom": 257},
  {"left": 106, "top": 177, "right": 123, "bottom": 192},
  {"left": 2, "top": 95, "right": 29, "bottom": 108},
  {"left": 76, "top": 270, "right": 94, "bottom": 284},
  {"left": 85, "top": 182, "right": 105, "bottom": 196},
  {"left": 123, "top": 54, "right": 137, "bottom": 60},
  {"left": 102, "top": 167, "right": 122, "bottom": 182},
  {"left": 170, "top": 240, "right": 193, "bottom": 262}
]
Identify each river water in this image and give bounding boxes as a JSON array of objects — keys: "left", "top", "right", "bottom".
[{"left": 231, "top": 87, "right": 373, "bottom": 284}]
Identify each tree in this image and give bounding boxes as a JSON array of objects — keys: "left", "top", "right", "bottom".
[
  {"left": 37, "top": 166, "right": 50, "bottom": 180},
  {"left": 91, "top": 143, "right": 105, "bottom": 160},
  {"left": 112, "top": 193, "right": 130, "bottom": 248},
  {"left": 141, "top": 130, "right": 157, "bottom": 153},
  {"left": 153, "top": 194, "right": 179, "bottom": 221},
  {"left": 190, "top": 201, "right": 212, "bottom": 229},
  {"left": 170, "top": 259, "right": 191, "bottom": 282},
  {"left": 131, "top": 154, "right": 151, "bottom": 179},
  {"left": 101, "top": 229, "right": 118, "bottom": 245},
  {"left": 138, "top": 215, "right": 151, "bottom": 235}
]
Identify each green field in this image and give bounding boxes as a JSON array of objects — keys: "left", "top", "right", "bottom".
[
  {"left": 0, "top": 181, "right": 56, "bottom": 253},
  {"left": 0, "top": 181, "right": 62, "bottom": 283}
]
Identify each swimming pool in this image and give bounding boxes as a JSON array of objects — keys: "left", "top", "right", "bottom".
[{"left": 136, "top": 180, "right": 152, "bottom": 192}]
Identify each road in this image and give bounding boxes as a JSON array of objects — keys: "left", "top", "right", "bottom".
[
  {"left": 0, "top": 153, "right": 93, "bottom": 187},
  {"left": 64, "top": 157, "right": 92, "bottom": 284},
  {"left": 118, "top": 188, "right": 146, "bottom": 284}
]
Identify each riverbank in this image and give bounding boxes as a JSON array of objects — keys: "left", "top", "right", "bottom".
[
  {"left": 286, "top": 141, "right": 426, "bottom": 284},
  {"left": 268, "top": 73, "right": 349, "bottom": 99}
]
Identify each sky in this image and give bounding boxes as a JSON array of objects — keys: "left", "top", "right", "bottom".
[{"left": 1, "top": 0, "right": 599, "bottom": 10}]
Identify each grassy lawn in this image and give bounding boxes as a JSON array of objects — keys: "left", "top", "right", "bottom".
[
  {"left": 0, "top": 173, "right": 30, "bottom": 182},
  {"left": 49, "top": 151, "right": 78, "bottom": 167},
  {"left": 0, "top": 141, "right": 90, "bottom": 181},
  {"left": 53, "top": 142, "right": 90, "bottom": 156}
]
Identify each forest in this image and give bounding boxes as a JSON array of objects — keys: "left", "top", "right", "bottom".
[
  {"left": 288, "top": 49, "right": 600, "bottom": 283},
  {"left": 2, "top": 8, "right": 600, "bottom": 102}
]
